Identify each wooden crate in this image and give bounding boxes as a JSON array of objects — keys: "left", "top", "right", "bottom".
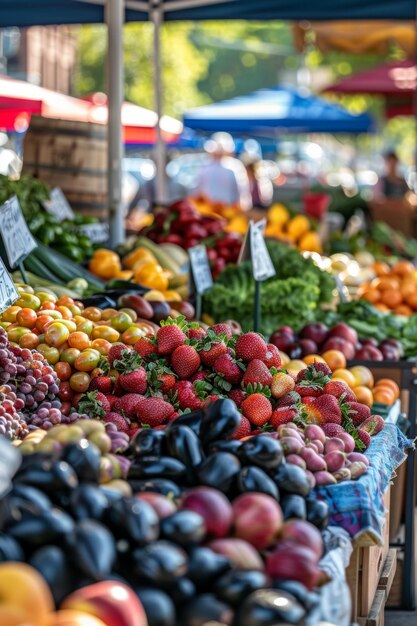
[{"left": 357, "top": 590, "right": 386, "bottom": 626}]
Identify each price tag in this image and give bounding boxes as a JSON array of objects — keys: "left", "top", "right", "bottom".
[
  {"left": 42, "top": 188, "right": 74, "bottom": 222},
  {"left": 238, "top": 220, "right": 275, "bottom": 282},
  {"left": 0, "top": 258, "right": 18, "bottom": 314},
  {"left": 189, "top": 245, "right": 213, "bottom": 295},
  {"left": 77, "top": 223, "right": 109, "bottom": 244},
  {"left": 0, "top": 196, "right": 37, "bottom": 269}
]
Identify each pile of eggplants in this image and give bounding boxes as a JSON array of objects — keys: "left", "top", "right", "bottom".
[{"left": 0, "top": 399, "right": 331, "bottom": 626}]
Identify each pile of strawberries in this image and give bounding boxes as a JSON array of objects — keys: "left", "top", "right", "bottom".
[{"left": 77, "top": 317, "right": 384, "bottom": 450}]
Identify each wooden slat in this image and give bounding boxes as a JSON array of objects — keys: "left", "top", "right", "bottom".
[{"left": 377, "top": 549, "right": 397, "bottom": 598}]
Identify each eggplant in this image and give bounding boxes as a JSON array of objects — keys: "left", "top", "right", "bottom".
[
  {"left": 160, "top": 511, "right": 206, "bottom": 547},
  {"left": 207, "top": 440, "right": 242, "bottom": 455},
  {"left": 60, "top": 440, "right": 101, "bottom": 483},
  {"left": 135, "top": 588, "right": 176, "bottom": 626},
  {"left": 9, "top": 507, "right": 74, "bottom": 545},
  {"left": 70, "top": 484, "right": 110, "bottom": 521},
  {"left": 271, "top": 580, "right": 320, "bottom": 612},
  {"left": 238, "top": 435, "right": 283, "bottom": 470},
  {"left": 214, "top": 570, "right": 269, "bottom": 606},
  {"left": 237, "top": 466, "right": 279, "bottom": 500},
  {"left": 198, "top": 452, "right": 240, "bottom": 495},
  {"left": 15, "top": 459, "right": 78, "bottom": 492},
  {"left": 128, "top": 479, "right": 182, "bottom": 499},
  {"left": 237, "top": 589, "right": 306, "bottom": 626},
  {"left": 169, "top": 577, "right": 196, "bottom": 605},
  {"left": 166, "top": 425, "right": 204, "bottom": 473},
  {"left": 180, "top": 593, "right": 234, "bottom": 626},
  {"left": 130, "top": 429, "right": 167, "bottom": 458},
  {"left": 68, "top": 519, "right": 116, "bottom": 580},
  {"left": 187, "top": 547, "right": 230, "bottom": 589},
  {"left": 10, "top": 484, "right": 53, "bottom": 514},
  {"left": 306, "top": 498, "right": 329, "bottom": 529},
  {"left": 169, "top": 409, "right": 204, "bottom": 436},
  {"left": 29, "top": 545, "right": 74, "bottom": 605},
  {"left": 132, "top": 540, "right": 188, "bottom": 584},
  {"left": 128, "top": 457, "right": 187, "bottom": 482},
  {"left": 106, "top": 497, "right": 159, "bottom": 545},
  {"left": 200, "top": 399, "right": 241, "bottom": 446},
  {"left": 273, "top": 464, "right": 311, "bottom": 498},
  {"left": 0, "top": 533, "right": 24, "bottom": 562},
  {"left": 281, "top": 495, "right": 307, "bottom": 520}
]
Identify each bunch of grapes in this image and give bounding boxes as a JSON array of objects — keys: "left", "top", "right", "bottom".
[{"left": 0, "top": 384, "right": 29, "bottom": 439}]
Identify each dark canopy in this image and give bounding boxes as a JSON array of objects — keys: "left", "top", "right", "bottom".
[{"left": 0, "top": 0, "right": 415, "bottom": 26}]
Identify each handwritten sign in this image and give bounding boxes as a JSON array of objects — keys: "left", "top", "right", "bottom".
[
  {"left": 0, "top": 258, "right": 19, "bottom": 314},
  {"left": 42, "top": 188, "right": 74, "bottom": 222},
  {"left": 189, "top": 245, "right": 213, "bottom": 295},
  {"left": 77, "top": 223, "right": 109, "bottom": 244},
  {"left": 0, "top": 197, "right": 37, "bottom": 268},
  {"left": 238, "top": 219, "right": 275, "bottom": 282}
]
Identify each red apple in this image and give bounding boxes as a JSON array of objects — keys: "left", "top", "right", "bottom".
[
  {"left": 280, "top": 520, "right": 323, "bottom": 559},
  {"left": 355, "top": 346, "right": 383, "bottom": 361},
  {"left": 266, "top": 544, "right": 321, "bottom": 590},
  {"left": 269, "top": 331, "right": 294, "bottom": 352},
  {"left": 208, "top": 538, "right": 264, "bottom": 570},
  {"left": 361, "top": 338, "right": 378, "bottom": 348},
  {"left": 181, "top": 487, "right": 233, "bottom": 538},
  {"left": 232, "top": 493, "right": 283, "bottom": 549},
  {"left": 61, "top": 581, "right": 147, "bottom": 626},
  {"left": 299, "top": 323, "right": 328, "bottom": 346},
  {"left": 298, "top": 339, "right": 318, "bottom": 356},
  {"left": 328, "top": 322, "right": 358, "bottom": 345},
  {"left": 322, "top": 337, "right": 355, "bottom": 360}
]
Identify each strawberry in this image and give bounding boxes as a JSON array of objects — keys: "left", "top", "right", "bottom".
[
  {"left": 157, "top": 322, "right": 186, "bottom": 355},
  {"left": 235, "top": 332, "right": 267, "bottom": 362},
  {"left": 241, "top": 393, "right": 272, "bottom": 426},
  {"left": 108, "top": 343, "right": 131, "bottom": 366},
  {"left": 344, "top": 401, "right": 371, "bottom": 427},
  {"left": 323, "top": 381, "right": 355, "bottom": 403},
  {"left": 159, "top": 373, "right": 177, "bottom": 394},
  {"left": 171, "top": 345, "right": 201, "bottom": 379},
  {"left": 271, "top": 372, "right": 295, "bottom": 398},
  {"left": 128, "top": 426, "right": 140, "bottom": 439},
  {"left": 230, "top": 415, "right": 252, "bottom": 440},
  {"left": 137, "top": 397, "right": 175, "bottom": 427},
  {"left": 113, "top": 377, "right": 124, "bottom": 397},
  {"left": 296, "top": 363, "right": 331, "bottom": 381},
  {"left": 173, "top": 381, "right": 203, "bottom": 411},
  {"left": 294, "top": 382, "right": 323, "bottom": 398},
  {"left": 322, "top": 423, "right": 346, "bottom": 438},
  {"left": 357, "top": 429, "right": 371, "bottom": 450},
  {"left": 213, "top": 353, "right": 243, "bottom": 385},
  {"left": 78, "top": 391, "right": 110, "bottom": 418},
  {"left": 188, "top": 327, "right": 206, "bottom": 342},
  {"left": 242, "top": 359, "right": 272, "bottom": 388},
  {"left": 203, "top": 394, "right": 221, "bottom": 408},
  {"left": 167, "top": 411, "right": 180, "bottom": 422},
  {"left": 113, "top": 394, "right": 146, "bottom": 420},
  {"left": 89, "top": 375, "right": 113, "bottom": 394},
  {"left": 134, "top": 337, "right": 157, "bottom": 359},
  {"left": 276, "top": 391, "right": 301, "bottom": 406},
  {"left": 270, "top": 406, "right": 298, "bottom": 429},
  {"left": 210, "top": 323, "right": 233, "bottom": 339},
  {"left": 306, "top": 394, "right": 342, "bottom": 425},
  {"left": 229, "top": 388, "right": 246, "bottom": 408},
  {"left": 190, "top": 370, "right": 209, "bottom": 382},
  {"left": 106, "top": 395, "right": 119, "bottom": 410},
  {"left": 199, "top": 339, "right": 227, "bottom": 367},
  {"left": 103, "top": 412, "right": 129, "bottom": 433},
  {"left": 360, "top": 414, "right": 385, "bottom": 436},
  {"left": 119, "top": 367, "right": 147, "bottom": 394},
  {"left": 262, "top": 344, "right": 282, "bottom": 369}
]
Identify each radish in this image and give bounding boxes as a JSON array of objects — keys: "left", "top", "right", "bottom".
[
  {"left": 314, "top": 471, "right": 337, "bottom": 485},
  {"left": 312, "top": 439, "right": 324, "bottom": 454},
  {"left": 324, "top": 437, "right": 345, "bottom": 454},
  {"left": 305, "top": 470, "right": 316, "bottom": 488},
  {"left": 347, "top": 452, "right": 370, "bottom": 467},
  {"left": 300, "top": 448, "right": 327, "bottom": 472},
  {"left": 350, "top": 461, "right": 368, "bottom": 479},
  {"left": 337, "top": 432, "right": 355, "bottom": 453},
  {"left": 266, "top": 544, "right": 321, "bottom": 590},
  {"left": 305, "top": 442, "right": 319, "bottom": 454},
  {"left": 286, "top": 454, "right": 307, "bottom": 470},
  {"left": 324, "top": 451, "right": 346, "bottom": 472},
  {"left": 304, "top": 424, "right": 326, "bottom": 444},
  {"left": 333, "top": 468, "right": 351, "bottom": 482},
  {"left": 280, "top": 436, "right": 302, "bottom": 455}
]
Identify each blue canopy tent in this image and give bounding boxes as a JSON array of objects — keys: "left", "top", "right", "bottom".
[{"left": 183, "top": 86, "right": 374, "bottom": 134}]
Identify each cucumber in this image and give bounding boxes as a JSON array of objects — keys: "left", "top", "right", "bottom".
[
  {"left": 33, "top": 243, "right": 105, "bottom": 289},
  {"left": 24, "top": 253, "right": 64, "bottom": 284}
]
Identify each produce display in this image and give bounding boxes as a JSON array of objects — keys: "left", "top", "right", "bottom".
[
  {"left": 358, "top": 259, "right": 417, "bottom": 315},
  {"left": 264, "top": 205, "right": 322, "bottom": 254}
]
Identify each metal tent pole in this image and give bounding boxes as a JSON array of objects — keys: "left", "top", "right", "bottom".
[
  {"left": 106, "top": 0, "right": 125, "bottom": 246},
  {"left": 151, "top": 1, "right": 166, "bottom": 204}
]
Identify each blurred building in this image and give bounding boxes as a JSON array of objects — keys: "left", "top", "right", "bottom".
[{"left": 1, "top": 26, "right": 76, "bottom": 94}]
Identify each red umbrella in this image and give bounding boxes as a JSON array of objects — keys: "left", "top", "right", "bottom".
[{"left": 323, "top": 59, "right": 416, "bottom": 117}]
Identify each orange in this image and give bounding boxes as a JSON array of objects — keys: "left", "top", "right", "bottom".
[
  {"left": 394, "top": 304, "right": 412, "bottom": 316},
  {"left": 349, "top": 365, "right": 374, "bottom": 388},
  {"left": 372, "top": 276, "right": 400, "bottom": 291},
  {"left": 354, "top": 385, "right": 374, "bottom": 407},
  {"left": 372, "top": 261, "right": 390, "bottom": 276},
  {"left": 375, "top": 303, "right": 390, "bottom": 312},
  {"left": 405, "top": 292, "right": 417, "bottom": 310},
  {"left": 374, "top": 379, "right": 400, "bottom": 400},
  {"left": 360, "top": 288, "right": 381, "bottom": 304},
  {"left": 322, "top": 350, "right": 346, "bottom": 371},
  {"left": 380, "top": 288, "right": 402, "bottom": 308},
  {"left": 373, "top": 387, "right": 395, "bottom": 405},
  {"left": 303, "top": 354, "right": 326, "bottom": 365},
  {"left": 331, "top": 368, "right": 356, "bottom": 388},
  {"left": 392, "top": 260, "right": 415, "bottom": 276},
  {"left": 400, "top": 280, "right": 416, "bottom": 300}
]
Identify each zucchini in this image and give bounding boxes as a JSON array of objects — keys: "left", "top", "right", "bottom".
[
  {"left": 24, "top": 253, "right": 64, "bottom": 284},
  {"left": 33, "top": 242, "right": 105, "bottom": 289}
]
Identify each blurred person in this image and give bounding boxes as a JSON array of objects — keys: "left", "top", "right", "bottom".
[
  {"left": 197, "top": 133, "right": 252, "bottom": 210},
  {"left": 241, "top": 151, "right": 273, "bottom": 208},
  {"left": 379, "top": 150, "right": 409, "bottom": 199}
]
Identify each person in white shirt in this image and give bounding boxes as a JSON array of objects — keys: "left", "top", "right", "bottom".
[{"left": 197, "top": 133, "right": 252, "bottom": 210}]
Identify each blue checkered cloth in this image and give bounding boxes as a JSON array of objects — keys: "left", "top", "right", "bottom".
[{"left": 315, "top": 424, "right": 412, "bottom": 545}]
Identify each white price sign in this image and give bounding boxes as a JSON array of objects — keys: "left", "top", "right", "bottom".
[
  {"left": 238, "top": 219, "right": 276, "bottom": 282},
  {"left": 189, "top": 245, "right": 213, "bottom": 295},
  {"left": 0, "top": 258, "right": 19, "bottom": 314},
  {"left": 42, "top": 188, "right": 74, "bottom": 222},
  {"left": 0, "top": 197, "right": 37, "bottom": 268},
  {"left": 77, "top": 223, "right": 109, "bottom": 244}
]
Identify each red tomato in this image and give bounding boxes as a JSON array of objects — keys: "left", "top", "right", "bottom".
[
  {"left": 16, "top": 308, "right": 37, "bottom": 329},
  {"left": 54, "top": 361, "right": 72, "bottom": 382}
]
